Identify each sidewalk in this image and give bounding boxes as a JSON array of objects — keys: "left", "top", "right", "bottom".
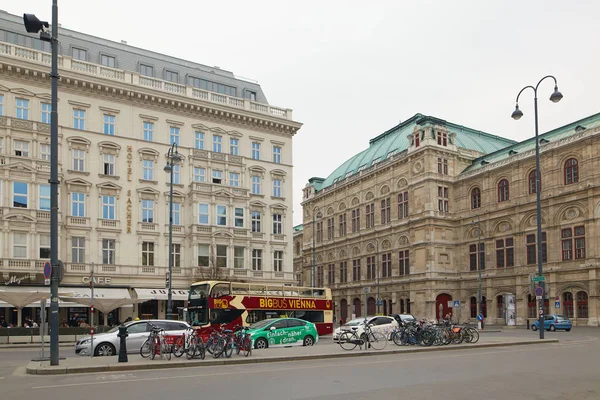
[{"left": 26, "top": 336, "right": 558, "bottom": 375}]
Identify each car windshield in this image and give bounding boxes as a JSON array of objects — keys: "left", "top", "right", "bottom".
[
  {"left": 343, "top": 318, "right": 366, "bottom": 327},
  {"left": 555, "top": 315, "right": 567, "bottom": 320},
  {"left": 107, "top": 322, "right": 133, "bottom": 333},
  {"left": 249, "top": 319, "right": 276, "bottom": 330}
]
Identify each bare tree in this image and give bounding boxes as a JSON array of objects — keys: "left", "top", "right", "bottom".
[{"left": 196, "top": 245, "right": 228, "bottom": 281}]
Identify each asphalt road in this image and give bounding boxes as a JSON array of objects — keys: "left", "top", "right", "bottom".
[{"left": 2, "top": 328, "right": 599, "bottom": 400}]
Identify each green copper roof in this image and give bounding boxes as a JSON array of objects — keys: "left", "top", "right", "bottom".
[
  {"left": 318, "top": 113, "right": 516, "bottom": 191},
  {"left": 462, "top": 112, "right": 600, "bottom": 174},
  {"left": 293, "top": 224, "right": 304, "bottom": 233}
]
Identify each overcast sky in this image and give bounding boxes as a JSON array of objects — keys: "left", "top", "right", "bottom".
[{"left": 5, "top": 1, "right": 600, "bottom": 226}]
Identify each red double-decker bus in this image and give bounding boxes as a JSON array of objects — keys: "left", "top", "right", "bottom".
[{"left": 187, "top": 280, "right": 333, "bottom": 336}]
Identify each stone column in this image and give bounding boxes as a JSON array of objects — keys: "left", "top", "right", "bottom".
[{"left": 588, "top": 269, "right": 598, "bottom": 326}]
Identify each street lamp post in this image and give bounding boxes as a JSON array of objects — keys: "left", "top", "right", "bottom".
[
  {"left": 511, "top": 75, "right": 563, "bottom": 340},
  {"left": 471, "top": 216, "right": 483, "bottom": 328},
  {"left": 23, "top": 4, "right": 59, "bottom": 366},
  {"left": 163, "top": 143, "right": 181, "bottom": 320},
  {"left": 376, "top": 239, "right": 380, "bottom": 315}
]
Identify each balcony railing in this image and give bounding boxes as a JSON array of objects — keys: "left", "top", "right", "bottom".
[
  {"left": 0, "top": 41, "right": 293, "bottom": 121},
  {"left": 67, "top": 216, "right": 90, "bottom": 227},
  {"left": 98, "top": 219, "right": 120, "bottom": 230}
]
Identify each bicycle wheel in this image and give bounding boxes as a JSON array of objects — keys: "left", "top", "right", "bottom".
[
  {"left": 223, "top": 337, "right": 233, "bottom": 358},
  {"left": 173, "top": 336, "right": 185, "bottom": 358},
  {"left": 140, "top": 338, "right": 152, "bottom": 358},
  {"left": 162, "top": 337, "right": 172, "bottom": 360},
  {"left": 368, "top": 331, "right": 387, "bottom": 350},
  {"left": 338, "top": 331, "right": 358, "bottom": 351},
  {"left": 212, "top": 337, "right": 225, "bottom": 359},
  {"left": 197, "top": 339, "right": 206, "bottom": 360},
  {"left": 242, "top": 335, "right": 252, "bottom": 357},
  {"left": 205, "top": 337, "right": 215, "bottom": 355},
  {"left": 235, "top": 334, "right": 242, "bottom": 355},
  {"left": 467, "top": 327, "right": 480, "bottom": 344},
  {"left": 186, "top": 337, "right": 198, "bottom": 359},
  {"left": 150, "top": 336, "right": 159, "bottom": 360}
]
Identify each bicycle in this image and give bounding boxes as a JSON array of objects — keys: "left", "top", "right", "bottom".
[
  {"left": 172, "top": 328, "right": 206, "bottom": 360},
  {"left": 140, "top": 324, "right": 171, "bottom": 360},
  {"left": 338, "top": 319, "right": 387, "bottom": 351},
  {"left": 234, "top": 325, "right": 252, "bottom": 357}
]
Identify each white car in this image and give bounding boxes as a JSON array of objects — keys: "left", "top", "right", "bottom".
[
  {"left": 75, "top": 319, "right": 189, "bottom": 356},
  {"left": 333, "top": 316, "right": 398, "bottom": 342}
]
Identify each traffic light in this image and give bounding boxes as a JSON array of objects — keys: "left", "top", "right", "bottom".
[
  {"left": 165, "top": 272, "right": 170, "bottom": 289},
  {"left": 54, "top": 260, "right": 65, "bottom": 283}
]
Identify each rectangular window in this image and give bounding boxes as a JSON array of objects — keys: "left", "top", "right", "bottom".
[
  {"left": 191, "top": 77, "right": 237, "bottom": 97},
  {"left": 13, "top": 233, "right": 27, "bottom": 258},
  {"left": 142, "top": 242, "right": 155, "bottom": 266},
  {"left": 317, "top": 265, "right": 324, "bottom": 287},
  {"left": 102, "top": 195, "right": 116, "bottom": 220},
  {"left": 198, "top": 203, "right": 209, "bottom": 225},
  {"left": 437, "top": 158, "right": 448, "bottom": 175},
  {"left": 39, "top": 235, "right": 50, "bottom": 259},
  {"left": 72, "top": 47, "right": 87, "bottom": 61},
  {"left": 195, "top": 131, "right": 205, "bottom": 149},
  {"left": 469, "top": 243, "right": 485, "bottom": 271},
  {"left": 398, "top": 191, "right": 409, "bottom": 219},
  {"left": 143, "top": 121, "right": 154, "bottom": 141},
  {"left": 193, "top": 167, "right": 206, "bottom": 182},
  {"left": 327, "top": 263, "right": 335, "bottom": 284},
  {"left": 41, "top": 102, "right": 51, "bottom": 124},
  {"left": 496, "top": 238, "right": 514, "bottom": 268},
  {"left": 142, "top": 160, "right": 154, "bottom": 181},
  {"left": 382, "top": 253, "right": 392, "bottom": 278},
  {"left": 0, "top": 94, "right": 3, "bottom": 115},
  {"left": 526, "top": 232, "right": 547, "bottom": 265},
  {"left": 437, "top": 131, "right": 448, "bottom": 146},
  {"left": 13, "top": 182, "right": 28, "bottom": 208},
  {"left": 71, "top": 237, "right": 85, "bottom": 263},
  {"left": 229, "top": 172, "right": 240, "bottom": 187},
  {"left": 273, "top": 213, "right": 283, "bottom": 234},
  {"left": 103, "top": 114, "right": 115, "bottom": 135},
  {"left": 245, "top": 90, "right": 257, "bottom": 101},
  {"left": 14, "top": 140, "right": 29, "bottom": 157},
  {"left": 399, "top": 250, "right": 409, "bottom": 276},
  {"left": 273, "top": 146, "right": 282, "bottom": 164},
  {"left": 165, "top": 70, "right": 179, "bottom": 83},
  {"left": 171, "top": 244, "right": 181, "bottom": 267},
  {"left": 38, "top": 184, "right": 50, "bottom": 211},
  {"left": 217, "top": 246, "right": 227, "bottom": 268},
  {"left": 216, "top": 205, "right": 227, "bottom": 226},
  {"left": 340, "top": 261, "right": 348, "bottom": 283},
  {"left": 274, "top": 251, "right": 283, "bottom": 272},
  {"left": 251, "top": 142, "right": 261, "bottom": 160},
  {"left": 170, "top": 202, "right": 181, "bottom": 225},
  {"left": 339, "top": 213, "right": 347, "bottom": 236},
  {"left": 562, "top": 226, "right": 586, "bottom": 260},
  {"left": 252, "top": 249, "right": 262, "bottom": 271},
  {"left": 273, "top": 179, "right": 282, "bottom": 197},
  {"left": 103, "top": 154, "right": 115, "bottom": 176},
  {"left": 316, "top": 221, "right": 323, "bottom": 242},
  {"left": 366, "top": 203, "right": 374, "bottom": 229},
  {"left": 101, "top": 54, "right": 116, "bottom": 68},
  {"left": 234, "top": 247, "right": 244, "bottom": 268},
  {"left": 102, "top": 239, "right": 116, "bottom": 264},
  {"left": 251, "top": 211, "right": 261, "bottom": 232},
  {"left": 197, "top": 244, "right": 209, "bottom": 266},
  {"left": 169, "top": 126, "right": 180, "bottom": 145},
  {"left": 39, "top": 143, "right": 50, "bottom": 161},
  {"left": 352, "top": 259, "right": 361, "bottom": 281},
  {"left": 171, "top": 165, "right": 180, "bottom": 184},
  {"left": 234, "top": 208, "right": 244, "bottom": 228},
  {"left": 251, "top": 176, "right": 261, "bottom": 195},
  {"left": 230, "top": 138, "right": 239, "bottom": 155},
  {"left": 212, "top": 169, "right": 223, "bottom": 184},
  {"left": 142, "top": 199, "right": 154, "bottom": 223},
  {"left": 438, "top": 186, "right": 449, "bottom": 212},
  {"left": 381, "top": 198, "right": 391, "bottom": 224},
  {"left": 213, "top": 135, "right": 222, "bottom": 153},
  {"left": 73, "top": 109, "right": 85, "bottom": 130},
  {"left": 71, "top": 192, "right": 85, "bottom": 217},
  {"left": 351, "top": 208, "right": 360, "bottom": 233},
  {"left": 140, "top": 64, "right": 154, "bottom": 77},
  {"left": 367, "top": 256, "right": 376, "bottom": 280},
  {"left": 72, "top": 149, "right": 85, "bottom": 171},
  {"left": 327, "top": 217, "right": 334, "bottom": 240},
  {"left": 15, "top": 98, "right": 29, "bottom": 120}
]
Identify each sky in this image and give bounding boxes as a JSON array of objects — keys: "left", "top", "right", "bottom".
[{"left": 5, "top": 1, "right": 600, "bottom": 226}]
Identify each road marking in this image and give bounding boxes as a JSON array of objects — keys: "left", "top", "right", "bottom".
[{"left": 31, "top": 343, "right": 578, "bottom": 390}]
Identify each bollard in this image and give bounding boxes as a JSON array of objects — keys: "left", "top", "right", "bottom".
[
  {"left": 527, "top": 319, "right": 530, "bottom": 330},
  {"left": 117, "top": 324, "right": 128, "bottom": 363}
]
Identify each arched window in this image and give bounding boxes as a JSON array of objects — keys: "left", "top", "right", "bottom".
[
  {"left": 353, "top": 298, "right": 361, "bottom": 318},
  {"left": 563, "top": 292, "right": 573, "bottom": 318},
  {"left": 528, "top": 170, "right": 540, "bottom": 194},
  {"left": 564, "top": 158, "right": 579, "bottom": 185},
  {"left": 340, "top": 299, "right": 348, "bottom": 322},
  {"left": 577, "top": 291, "right": 588, "bottom": 318},
  {"left": 399, "top": 299, "right": 405, "bottom": 314},
  {"left": 470, "top": 297, "right": 477, "bottom": 318},
  {"left": 406, "top": 298, "right": 411, "bottom": 314},
  {"left": 497, "top": 295, "right": 504, "bottom": 319},
  {"left": 498, "top": 179, "right": 509, "bottom": 202},
  {"left": 367, "top": 297, "right": 376, "bottom": 316},
  {"left": 471, "top": 188, "right": 481, "bottom": 209},
  {"left": 481, "top": 296, "right": 487, "bottom": 318},
  {"left": 527, "top": 295, "right": 536, "bottom": 318},
  {"left": 295, "top": 241, "right": 300, "bottom": 256}
]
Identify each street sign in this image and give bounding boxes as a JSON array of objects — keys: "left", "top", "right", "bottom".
[
  {"left": 363, "top": 287, "right": 371, "bottom": 294},
  {"left": 532, "top": 276, "right": 546, "bottom": 282},
  {"left": 534, "top": 286, "right": 544, "bottom": 297},
  {"left": 43, "top": 261, "right": 52, "bottom": 279},
  {"left": 44, "top": 278, "right": 50, "bottom": 286},
  {"left": 453, "top": 300, "right": 460, "bottom": 308},
  {"left": 536, "top": 295, "right": 542, "bottom": 300},
  {"left": 477, "top": 314, "right": 484, "bottom": 321},
  {"left": 555, "top": 301, "right": 560, "bottom": 309},
  {"left": 377, "top": 299, "right": 382, "bottom": 306},
  {"left": 539, "top": 309, "right": 544, "bottom": 316}
]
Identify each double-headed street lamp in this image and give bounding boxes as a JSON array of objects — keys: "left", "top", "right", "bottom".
[
  {"left": 164, "top": 143, "right": 181, "bottom": 320},
  {"left": 23, "top": 4, "right": 59, "bottom": 366},
  {"left": 511, "top": 75, "right": 563, "bottom": 340}
]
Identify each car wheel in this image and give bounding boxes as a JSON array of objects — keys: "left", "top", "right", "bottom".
[
  {"left": 255, "top": 338, "right": 268, "bottom": 350},
  {"left": 550, "top": 325, "right": 556, "bottom": 332},
  {"left": 531, "top": 325, "right": 538, "bottom": 331},
  {"left": 566, "top": 329, "right": 571, "bottom": 332},
  {"left": 303, "top": 335, "right": 315, "bottom": 346},
  {"left": 95, "top": 342, "right": 116, "bottom": 356}
]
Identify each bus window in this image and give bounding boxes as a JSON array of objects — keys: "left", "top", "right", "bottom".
[
  {"left": 189, "top": 308, "right": 208, "bottom": 326},
  {"left": 245, "top": 310, "right": 281, "bottom": 324},
  {"left": 189, "top": 284, "right": 209, "bottom": 300},
  {"left": 249, "top": 284, "right": 266, "bottom": 295},
  {"left": 313, "top": 289, "right": 325, "bottom": 298},
  {"left": 267, "top": 286, "right": 283, "bottom": 296},
  {"left": 300, "top": 288, "right": 313, "bottom": 297},
  {"left": 231, "top": 284, "right": 249, "bottom": 296},
  {"left": 211, "top": 283, "right": 230, "bottom": 298},
  {"left": 209, "top": 309, "right": 244, "bottom": 325},
  {"left": 289, "top": 310, "right": 324, "bottom": 323}
]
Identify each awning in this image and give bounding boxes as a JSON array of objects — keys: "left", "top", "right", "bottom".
[
  {"left": 0, "top": 287, "right": 76, "bottom": 308},
  {"left": 134, "top": 288, "right": 189, "bottom": 301},
  {"left": 59, "top": 287, "right": 145, "bottom": 314}
]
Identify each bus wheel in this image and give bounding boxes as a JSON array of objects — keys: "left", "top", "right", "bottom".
[
  {"left": 303, "top": 335, "right": 315, "bottom": 346},
  {"left": 255, "top": 338, "right": 268, "bottom": 349}
]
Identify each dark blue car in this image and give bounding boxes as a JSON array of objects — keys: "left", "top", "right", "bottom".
[{"left": 531, "top": 314, "right": 572, "bottom": 332}]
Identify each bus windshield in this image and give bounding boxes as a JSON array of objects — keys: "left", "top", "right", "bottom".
[
  {"left": 188, "top": 283, "right": 209, "bottom": 326},
  {"left": 190, "top": 284, "right": 209, "bottom": 300}
]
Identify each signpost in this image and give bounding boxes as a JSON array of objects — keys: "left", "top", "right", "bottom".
[
  {"left": 532, "top": 275, "right": 546, "bottom": 282},
  {"left": 43, "top": 262, "right": 51, "bottom": 286},
  {"left": 534, "top": 286, "right": 544, "bottom": 297},
  {"left": 555, "top": 301, "right": 560, "bottom": 309},
  {"left": 453, "top": 300, "right": 460, "bottom": 308}
]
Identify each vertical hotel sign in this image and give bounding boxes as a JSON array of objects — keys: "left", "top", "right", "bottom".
[{"left": 126, "top": 145, "right": 133, "bottom": 233}]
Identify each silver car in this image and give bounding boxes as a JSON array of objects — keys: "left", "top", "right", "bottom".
[{"left": 75, "top": 319, "right": 189, "bottom": 356}]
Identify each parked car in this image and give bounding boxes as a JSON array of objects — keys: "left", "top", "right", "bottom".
[
  {"left": 531, "top": 315, "right": 572, "bottom": 332},
  {"left": 391, "top": 313, "right": 417, "bottom": 326},
  {"left": 75, "top": 319, "right": 190, "bottom": 356},
  {"left": 333, "top": 316, "right": 398, "bottom": 342},
  {"left": 247, "top": 318, "right": 318, "bottom": 349}
]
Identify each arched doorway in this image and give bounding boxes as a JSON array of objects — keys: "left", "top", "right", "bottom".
[
  {"left": 399, "top": 299, "right": 405, "bottom": 314},
  {"left": 563, "top": 292, "right": 573, "bottom": 318},
  {"left": 353, "top": 298, "right": 361, "bottom": 318},
  {"left": 340, "top": 299, "right": 348, "bottom": 322},
  {"left": 435, "top": 293, "right": 452, "bottom": 320},
  {"left": 367, "top": 297, "right": 376, "bottom": 316},
  {"left": 382, "top": 300, "right": 387, "bottom": 316}
]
